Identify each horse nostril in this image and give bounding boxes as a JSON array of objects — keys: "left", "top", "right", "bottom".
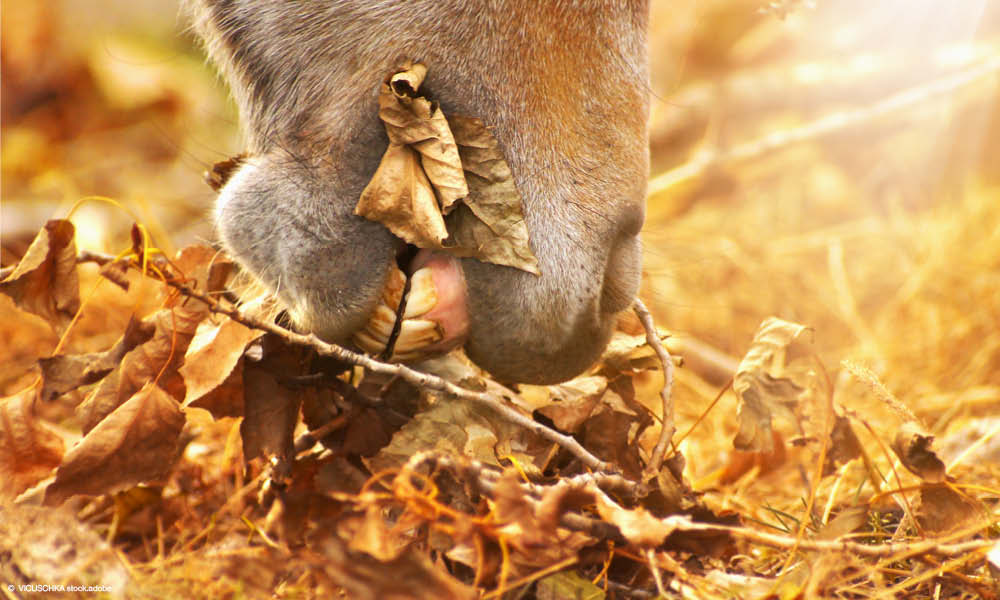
[{"left": 600, "top": 235, "right": 642, "bottom": 314}]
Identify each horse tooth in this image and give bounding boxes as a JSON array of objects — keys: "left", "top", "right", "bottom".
[
  {"left": 365, "top": 304, "right": 399, "bottom": 339},
  {"left": 403, "top": 267, "right": 437, "bottom": 318},
  {"left": 353, "top": 329, "right": 387, "bottom": 355},
  {"left": 392, "top": 319, "right": 443, "bottom": 353},
  {"left": 382, "top": 264, "right": 407, "bottom": 309},
  {"left": 390, "top": 350, "right": 422, "bottom": 362}
]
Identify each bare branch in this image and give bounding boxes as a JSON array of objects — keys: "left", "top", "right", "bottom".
[
  {"left": 634, "top": 298, "right": 676, "bottom": 477},
  {"left": 85, "top": 251, "right": 627, "bottom": 479}
]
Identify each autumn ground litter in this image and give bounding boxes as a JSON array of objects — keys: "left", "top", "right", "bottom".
[{"left": 3, "top": 1, "right": 1000, "bottom": 598}]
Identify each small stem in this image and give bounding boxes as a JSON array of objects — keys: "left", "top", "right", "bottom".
[{"left": 633, "top": 298, "right": 676, "bottom": 477}]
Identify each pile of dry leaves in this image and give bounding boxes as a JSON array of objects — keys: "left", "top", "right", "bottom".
[{"left": 1, "top": 214, "right": 996, "bottom": 598}]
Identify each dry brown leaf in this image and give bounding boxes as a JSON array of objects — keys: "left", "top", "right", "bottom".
[
  {"left": 38, "top": 315, "right": 155, "bottom": 402},
  {"left": 180, "top": 316, "right": 262, "bottom": 417},
  {"left": 240, "top": 364, "right": 301, "bottom": 464},
  {"left": 73, "top": 245, "right": 223, "bottom": 433},
  {"left": 355, "top": 63, "right": 539, "bottom": 274},
  {"left": 317, "top": 531, "right": 477, "bottom": 600},
  {"left": 444, "top": 116, "right": 540, "bottom": 274},
  {"left": 357, "top": 143, "right": 451, "bottom": 248},
  {"left": 530, "top": 376, "right": 608, "bottom": 433},
  {"left": 339, "top": 505, "right": 411, "bottom": 562},
  {"left": 718, "top": 430, "right": 787, "bottom": 485},
  {"left": 185, "top": 360, "right": 245, "bottom": 419},
  {"left": 733, "top": 317, "right": 815, "bottom": 452},
  {"left": 0, "top": 388, "right": 64, "bottom": 500},
  {"left": 365, "top": 396, "right": 551, "bottom": 476},
  {"left": 591, "top": 485, "right": 679, "bottom": 547},
  {"left": 168, "top": 244, "right": 233, "bottom": 302},
  {"left": 44, "top": 382, "right": 185, "bottom": 505},
  {"left": 915, "top": 482, "right": 988, "bottom": 536},
  {"left": 823, "top": 414, "right": 863, "bottom": 476},
  {"left": 536, "top": 571, "right": 606, "bottom": 600},
  {"left": 75, "top": 303, "right": 207, "bottom": 434},
  {"left": 580, "top": 385, "right": 647, "bottom": 480},
  {"left": 355, "top": 64, "right": 466, "bottom": 248},
  {"left": 594, "top": 330, "right": 673, "bottom": 377},
  {"left": 379, "top": 64, "right": 468, "bottom": 210},
  {"left": 892, "top": 421, "right": 947, "bottom": 483},
  {"left": 0, "top": 219, "right": 80, "bottom": 333}
]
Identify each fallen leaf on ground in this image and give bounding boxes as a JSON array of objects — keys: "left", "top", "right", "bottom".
[
  {"left": 365, "top": 395, "right": 551, "bottom": 476},
  {"left": 0, "top": 219, "right": 80, "bottom": 333},
  {"left": 594, "top": 330, "right": 673, "bottom": 377},
  {"left": 0, "top": 388, "right": 64, "bottom": 500},
  {"left": 823, "top": 414, "right": 864, "bottom": 475},
  {"left": 75, "top": 303, "right": 207, "bottom": 433},
  {"left": 38, "top": 315, "right": 155, "bottom": 402},
  {"left": 240, "top": 364, "right": 301, "bottom": 465},
  {"left": 522, "top": 375, "right": 608, "bottom": 433},
  {"left": 591, "top": 485, "right": 680, "bottom": 547},
  {"left": 732, "top": 317, "right": 816, "bottom": 453},
  {"left": 180, "top": 316, "right": 262, "bottom": 418},
  {"left": 317, "top": 531, "right": 478, "bottom": 600},
  {"left": 915, "top": 482, "right": 988, "bottom": 536},
  {"left": 45, "top": 382, "right": 186, "bottom": 505}
]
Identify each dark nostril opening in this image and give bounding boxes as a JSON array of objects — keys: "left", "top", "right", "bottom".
[{"left": 600, "top": 235, "right": 642, "bottom": 314}]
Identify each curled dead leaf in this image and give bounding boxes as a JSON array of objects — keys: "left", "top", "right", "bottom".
[
  {"left": 355, "top": 63, "right": 539, "bottom": 274},
  {"left": 0, "top": 219, "right": 80, "bottom": 333},
  {"left": 733, "top": 317, "right": 816, "bottom": 453},
  {"left": 892, "top": 421, "right": 947, "bottom": 483},
  {"left": 444, "top": 116, "right": 539, "bottom": 274},
  {"left": 529, "top": 376, "right": 608, "bottom": 433},
  {"left": 75, "top": 303, "right": 207, "bottom": 433},
  {"left": 39, "top": 315, "right": 155, "bottom": 402},
  {"left": 823, "top": 414, "right": 863, "bottom": 476}
]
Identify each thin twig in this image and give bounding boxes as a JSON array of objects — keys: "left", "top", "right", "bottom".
[
  {"left": 645, "top": 548, "right": 667, "bottom": 597},
  {"left": 87, "top": 251, "right": 624, "bottom": 479},
  {"left": 634, "top": 298, "right": 675, "bottom": 477},
  {"left": 657, "top": 518, "right": 994, "bottom": 559}
]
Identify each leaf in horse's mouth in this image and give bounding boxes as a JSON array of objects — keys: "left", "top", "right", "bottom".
[{"left": 354, "top": 62, "right": 540, "bottom": 276}]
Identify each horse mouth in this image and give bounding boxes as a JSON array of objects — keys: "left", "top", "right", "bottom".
[{"left": 352, "top": 248, "right": 469, "bottom": 362}]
